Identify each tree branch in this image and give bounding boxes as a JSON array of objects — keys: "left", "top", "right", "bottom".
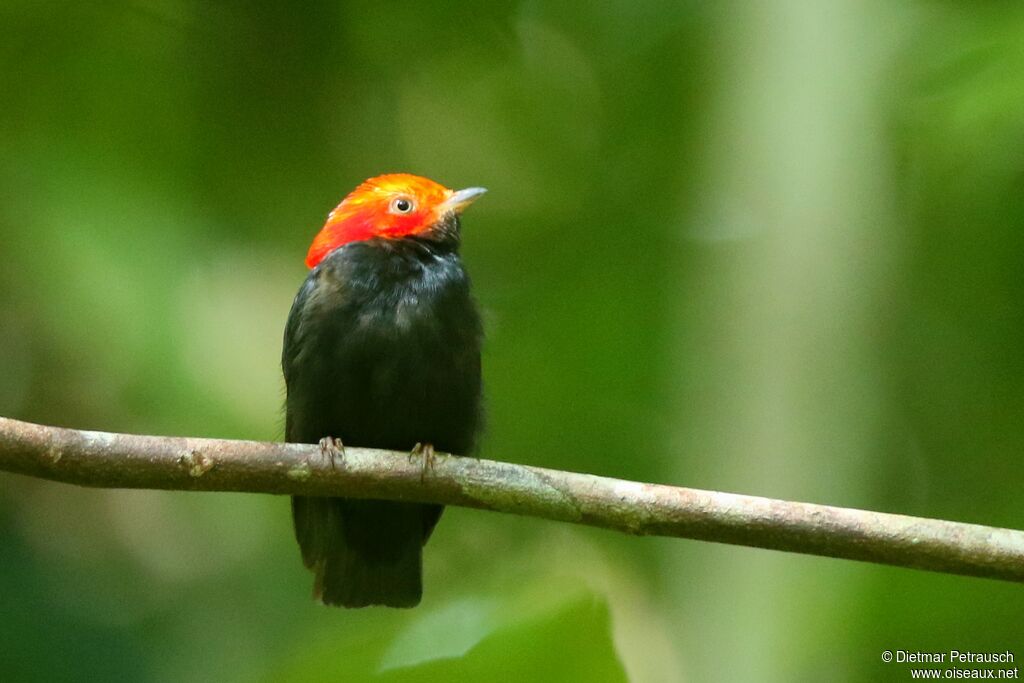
[{"left": 1, "top": 415, "right": 1021, "bottom": 582}]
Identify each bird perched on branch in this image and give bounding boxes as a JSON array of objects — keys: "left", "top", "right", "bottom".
[{"left": 282, "top": 174, "right": 485, "bottom": 607}]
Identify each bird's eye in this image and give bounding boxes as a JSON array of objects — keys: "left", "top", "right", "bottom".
[{"left": 391, "top": 197, "right": 415, "bottom": 214}]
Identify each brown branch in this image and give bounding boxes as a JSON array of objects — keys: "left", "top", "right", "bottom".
[{"left": 1, "top": 415, "right": 1022, "bottom": 582}]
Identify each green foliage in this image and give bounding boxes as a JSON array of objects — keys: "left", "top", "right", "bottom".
[
  {"left": 276, "top": 588, "right": 625, "bottom": 683},
  {"left": 1, "top": 1, "right": 1023, "bottom": 681}
]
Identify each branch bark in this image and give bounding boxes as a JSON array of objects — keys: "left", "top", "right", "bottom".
[{"left": 1, "top": 415, "right": 1021, "bottom": 582}]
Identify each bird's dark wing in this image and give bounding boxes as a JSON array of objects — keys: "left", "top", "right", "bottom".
[{"left": 282, "top": 271, "right": 321, "bottom": 443}]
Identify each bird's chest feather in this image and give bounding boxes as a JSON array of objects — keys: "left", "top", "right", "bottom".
[
  {"left": 284, "top": 243, "right": 481, "bottom": 450},
  {"left": 318, "top": 255, "right": 463, "bottom": 369}
]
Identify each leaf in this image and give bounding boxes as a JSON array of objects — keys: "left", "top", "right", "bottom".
[
  {"left": 378, "top": 597, "right": 501, "bottom": 671},
  {"left": 271, "top": 585, "right": 626, "bottom": 683}
]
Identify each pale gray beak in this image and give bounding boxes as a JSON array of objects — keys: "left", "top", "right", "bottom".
[{"left": 439, "top": 187, "right": 487, "bottom": 214}]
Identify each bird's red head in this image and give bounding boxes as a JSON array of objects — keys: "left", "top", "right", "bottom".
[{"left": 305, "top": 174, "right": 487, "bottom": 269}]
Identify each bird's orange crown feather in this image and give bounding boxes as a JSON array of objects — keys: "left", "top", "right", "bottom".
[{"left": 305, "top": 174, "right": 484, "bottom": 269}]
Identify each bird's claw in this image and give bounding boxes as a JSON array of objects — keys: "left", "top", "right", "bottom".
[
  {"left": 318, "top": 436, "right": 345, "bottom": 471},
  {"left": 410, "top": 442, "right": 437, "bottom": 483}
]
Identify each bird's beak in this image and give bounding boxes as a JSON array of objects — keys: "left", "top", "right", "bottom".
[{"left": 439, "top": 187, "right": 487, "bottom": 215}]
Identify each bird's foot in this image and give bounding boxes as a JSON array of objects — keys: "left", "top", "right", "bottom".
[
  {"left": 318, "top": 436, "right": 345, "bottom": 471},
  {"left": 410, "top": 442, "right": 437, "bottom": 482}
]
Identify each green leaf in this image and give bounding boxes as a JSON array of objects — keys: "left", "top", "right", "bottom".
[{"left": 272, "top": 586, "right": 626, "bottom": 683}]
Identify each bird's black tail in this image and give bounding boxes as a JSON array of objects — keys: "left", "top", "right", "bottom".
[{"left": 291, "top": 496, "right": 443, "bottom": 608}]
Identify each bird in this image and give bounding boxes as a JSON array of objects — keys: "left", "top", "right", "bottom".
[{"left": 282, "top": 173, "right": 485, "bottom": 607}]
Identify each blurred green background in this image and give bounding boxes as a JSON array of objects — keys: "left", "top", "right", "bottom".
[{"left": 2, "top": 1, "right": 1023, "bottom": 681}]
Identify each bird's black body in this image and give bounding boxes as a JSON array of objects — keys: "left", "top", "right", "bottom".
[{"left": 283, "top": 220, "right": 482, "bottom": 608}]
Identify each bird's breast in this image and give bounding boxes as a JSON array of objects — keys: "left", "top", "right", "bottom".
[{"left": 284, "top": 244, "right": 481, "bottom": 452}]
